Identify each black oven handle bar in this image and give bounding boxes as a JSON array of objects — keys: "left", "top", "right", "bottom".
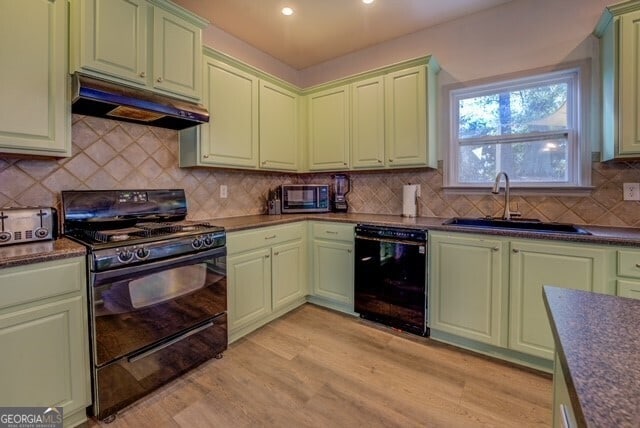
[
  {"left": 91, "top": 246, "right": 226, "bottom": 286},
  {"left": 127, "top": 320, "right": 215, "bottom": 363},
  {"left": 355, "top": 235, "right": 426, "bottom": 246}
]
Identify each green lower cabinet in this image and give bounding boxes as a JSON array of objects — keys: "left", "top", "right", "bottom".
[
  {"left": 226, "top": 222, "right": 307, "bottom": 342},
  {"left": 616, "top": 279, "right": 640, "bottom": 299},
  {"left": 227, "top": 247, "right": 272, "bottom": 332},
  {"left": 272, "top": 239, "right": 306, "bottom": 311},
  {"left": 553, "top": 353, "right": 578, "bottom": 428},
  {"left": 429, "top": 232, "right": 508, "bottom": 346},
  {"left": 309, "top": 222, "right": 355, "bottom": 313},
  {"left": 0, "top": 257, "right": 90, "bottom": 427},
  {"left": 509, "top": 240, "right": 611, "bottom": 360}
]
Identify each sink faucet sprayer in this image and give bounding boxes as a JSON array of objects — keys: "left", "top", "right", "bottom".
[{"left": 492, "top": 172, "right": 520, "bottom": 220}]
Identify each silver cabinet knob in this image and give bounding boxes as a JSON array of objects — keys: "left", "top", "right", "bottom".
[
  {"left": 635, "top": 263, "right": 640, "bottom": 268},
  {"left": 389, "top": 159, "right": 394, "bottom": 162},
  {"left": 273, "top": 252, "right": 279, "bottom": 256},
  {"left": 156, "top": 77, "right": 163, "bottom": 83},
  {"left": 492, "top": 247, "right": 499, "bottom": 252},
  {"left": 264, "top": 254, "right": 270, "bottom": 259},
  {"left": 139, "top": 71, "right": 146, "bottom": 78},
  {"left": 512, "top": 248, "right": 519, "bottom": 253},
  {"left": 203, "top": 154, "right": 209, "bottom": 159},
  {"left": 377, "top": 159, "right": 382, "bottom": 163}
]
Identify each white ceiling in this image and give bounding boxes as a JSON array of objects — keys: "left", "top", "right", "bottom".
[{"left": 172, "top": 0, "right": 514, "bottom": 70}]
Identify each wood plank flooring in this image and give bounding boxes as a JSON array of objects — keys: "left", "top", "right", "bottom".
[{"left": 87, "top": 304, "right": 552, "bottom": 427}]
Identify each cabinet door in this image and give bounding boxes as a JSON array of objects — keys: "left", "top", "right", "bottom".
[
  {"left": 312, "top": 239, "right": 354, "bottom": 306},
  {"left": 351, "top": 77, "right": 385, "bottom": 169},
  {"left": 75, "top": 0, "right": 148, "bottom": 86},
  {"left": 272, "top": 240, "right": 305, "bottom": 311},
  {"left": 308, "top": 86, "right": 350, "bottom": 170},
  {"left": 259, "top": 81, "right": 299, "bottom": 171},
  {"left": 152, "top": 6, "right": 202, "bottom": 100},
  {"left": 385, "top": 65, "right": 427, "bottom": 167},
  {"left": 200, "top": 58, "right": 259, "bottom": 167},
  {"left": 618, "top": 10, "right": 640, "bottom": 155},
  {"left": 227, "top": 248, "right": 271, "bottom": 331},
  {"left": 429, "top": 233, "right": 507, "bottom": 346},
  {"left": 0, "top": 0, "right": 70, "bottom": 156},
  {"left": 0, "top": 295, "right": 90, "bottom": 416},
  {"left": 509, "top": 240, "right": 609, "bottom": 360}
]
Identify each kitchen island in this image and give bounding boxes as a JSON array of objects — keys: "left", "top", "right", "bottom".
[{"left": 543, "top": 286, "right": 640, "bottom": 427}]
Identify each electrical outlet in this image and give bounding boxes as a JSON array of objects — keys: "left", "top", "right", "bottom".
[
  {"left": 623, "top": 183, "right": 640, "bottom": 201},
  {"left": 220, "top": 184, "right": 228, "bottom": 199}
]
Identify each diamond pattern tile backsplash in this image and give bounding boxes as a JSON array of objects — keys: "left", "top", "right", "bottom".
[{"left": 1, "top": 115, "right": 640, "bottom": 227}]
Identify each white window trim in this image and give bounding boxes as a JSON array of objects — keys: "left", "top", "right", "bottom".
[{"left": 443, "top": 61, "right": 592, "bottom": 191}]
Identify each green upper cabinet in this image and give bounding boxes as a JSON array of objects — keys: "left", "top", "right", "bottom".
[
  {"left": 595, "top": 2, "right": 640, "bottom": 160},
  {"left": 351, "top": 77, "right": 386, "bottom": 169},
  {"left": 151, "top": 5, "right": 202, "bottom": 99},
  {"left": 70, "top": 0, "right": 206, "bottom": 101},
  {"left": 307, "top": 85, "right": 351, "bottom": 171},
  {"left": 509, "top": 240, "right": 612, "bottom": 360},
  {"left": 180, "top": 50, "right": 302, "bottom": 171},
  {"left": 429, "top": 232, "right": 508, "bottom": 346},
  {"left": 259, "top": 81, "right": 299, "bottom": 171},
  {"left": 0, "top": 0, "right": 70, "bottom": 157},
  {"left": 197, "top": 56, "right": 259, "bottom": 168},
  {"left": 385, "top": 65, "right": 430, "bottom": 167}
]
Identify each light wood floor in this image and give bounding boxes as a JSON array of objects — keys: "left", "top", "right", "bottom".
[{"left": 87, "top": 304, "right": 552, "bottom": 427}]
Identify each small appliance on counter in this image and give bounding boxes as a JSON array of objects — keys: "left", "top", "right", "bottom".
[
  {"left": 267, "top": 188, "right": 281, "bottom": 215},
  {"left": 280, "top": 184, "right": 330, "bottom": 213},
  {"left": 332, "top": 174, "right": 350, "bottom": 213},
  {"left": 0, "top": 207, "right": 57, "bottom": 246}
]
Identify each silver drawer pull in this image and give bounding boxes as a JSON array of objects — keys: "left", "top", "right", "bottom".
[
  {"left": 273, "top": 252, "right": 279, "bottom": 256},
  {"left": 326, "top": 231, "right": 338, "bottom": 234},
  {"left": 265, "top": 235, "right": 276, "bottom": 240}
]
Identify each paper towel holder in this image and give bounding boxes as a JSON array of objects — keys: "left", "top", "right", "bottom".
[{"left": 402, "top": 183, "right": 421, "bottom": 218}]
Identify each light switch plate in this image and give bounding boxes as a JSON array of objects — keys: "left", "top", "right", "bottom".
[
  {"left": 623, "top": 183, "right": 640, "bottom": 201},
  {"left": 220, "top": 184, "right": 228, "bottom": 198}
]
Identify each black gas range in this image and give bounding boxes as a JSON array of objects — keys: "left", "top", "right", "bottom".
[{"left": 62, "top": 189, "right": 228, "bottom": 422}]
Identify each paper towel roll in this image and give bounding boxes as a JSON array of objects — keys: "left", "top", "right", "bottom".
[{"left": 402, "top": 184, "right": 419, "bottom": 217}]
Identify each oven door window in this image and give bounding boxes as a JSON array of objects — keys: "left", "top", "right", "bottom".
[{"left": 92, "top": 252, "right": 226, "bottom": 366}]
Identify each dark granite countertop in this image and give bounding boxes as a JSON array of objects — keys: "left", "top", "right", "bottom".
[
  {"left": 208, "top": 213, "right": 640, "bottom": 247},
  {"left": 6, "top": 214, "right": 640, "bottom": 269},
  {"left": 0, "top": 238, "right": 86, "bottom": 269},
  {"left": 543, "top": 286, "right": 640, "bottom": 427}
]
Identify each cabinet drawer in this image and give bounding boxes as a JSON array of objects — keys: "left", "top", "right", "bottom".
[
  {"left": 617, "top": 279, "right": 640, "bottom": 300},
  {"left": 0, "top": 257, "right": 85, "bottom": 310},
  {"left": 228, "top": 222, "right": 304, "bottom": 254},
  {"left": 312, "top": 222, "right": 354, "bottom": 242},
  {"left": 617, "top": 250, "right": 640, "bottom": 278}
]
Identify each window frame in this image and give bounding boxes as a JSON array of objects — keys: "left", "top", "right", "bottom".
[{"left": 444, "top": 61, "right": 591, "bottom": 191}]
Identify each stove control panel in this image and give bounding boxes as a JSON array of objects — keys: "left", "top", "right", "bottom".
[{"left": 92, "top": 230, "right": 226, "bottom": 271}]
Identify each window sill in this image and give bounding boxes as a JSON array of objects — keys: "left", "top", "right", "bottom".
[{"left": 442, "top": 186, "right": 595, "bottom": 197}]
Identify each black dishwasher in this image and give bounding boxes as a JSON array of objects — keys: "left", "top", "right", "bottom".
[{"left": 354, "top": 224, "right": 428, "bottom": 336}]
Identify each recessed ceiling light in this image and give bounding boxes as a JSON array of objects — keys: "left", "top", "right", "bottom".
[
  {"left": 282, "top": 7, "right": 294, "bottom": 16},
  {"left": 362, "top": 0, "right": 374, "bottom": 4}
]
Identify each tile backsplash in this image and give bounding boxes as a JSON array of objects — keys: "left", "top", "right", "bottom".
[{"left": 1, "top": 115, "right": 639, "bottom": 228}]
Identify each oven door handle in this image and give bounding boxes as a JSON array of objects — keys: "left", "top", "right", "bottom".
[
  {"left": 92, "top": 246, "right": 226, "bottom": 286},
  {"left": 355, "top": 235, "right": 426, "bottom": 246},
  {"left": 127, "top": 321, "right": 215, "bottom": 363}
]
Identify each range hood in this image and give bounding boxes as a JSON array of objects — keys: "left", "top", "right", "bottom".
[{"left": 71, "top": 73, "right": 209, "bottom": 130}]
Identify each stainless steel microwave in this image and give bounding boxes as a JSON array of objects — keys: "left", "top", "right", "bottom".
[{"left": 281, "top": 184, "right": 330, "bottom": 213}]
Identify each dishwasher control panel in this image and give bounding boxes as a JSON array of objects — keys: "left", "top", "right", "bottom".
[{"left": 355, "top": 224, "right": 427, "bottom": 242}]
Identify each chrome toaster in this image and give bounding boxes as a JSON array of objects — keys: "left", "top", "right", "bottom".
[{"left": 0, "top": 207, "right": 58, "bottom": 246}]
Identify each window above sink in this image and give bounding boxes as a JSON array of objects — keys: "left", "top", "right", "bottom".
[{"left": 443, "top": 61, "right": 592, "bottom": 191}]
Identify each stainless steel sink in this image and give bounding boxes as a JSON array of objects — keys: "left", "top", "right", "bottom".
[{"left": 442, "top": 217, "right": 591, "bottom": 235}]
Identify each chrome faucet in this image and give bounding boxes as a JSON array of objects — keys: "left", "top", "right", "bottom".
[{"left": 492, "top": 172, "right": 519, "bottom": 220}]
